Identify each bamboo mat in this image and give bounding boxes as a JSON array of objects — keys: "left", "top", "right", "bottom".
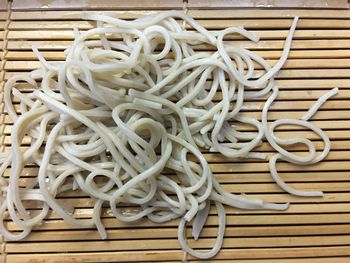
[{"left": 1, "top": 0, "right": 350, "bottom": 262}]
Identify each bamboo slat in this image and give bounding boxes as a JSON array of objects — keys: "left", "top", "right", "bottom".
[
  {"left": 4, "top": 50, "right": 350, "bottom": 60},
  {"left": 7, "top": 39, "right": 350, "bottom": 51},
  {"left": 6, "top": 235, "right": 350, "bottom": 253},
  {"left": 0, "top": 0, "right": 6, "bottom": 10},
  {"left": 8, "top": 19, "right": 350, "bottom": 30},
  {"left": 188, "top": 0, "right": 349, "bottom": 9},
  {"left": 5, "top": 58, "right": 350, "bottom": 70},
  {"left": 5, "top": 249, "right": 350, "bottom": 263},
  {"left": 9, "top": 9, "right": 350, "bottom": 20},
  {"left": 11, "top": 0, "right": 183, "bottom": 10},
  {"left": 1, "top": 3, "right": 350, "bottom": 263}
]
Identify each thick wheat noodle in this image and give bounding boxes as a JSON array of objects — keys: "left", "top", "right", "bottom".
[
  {"left": 0, "top": 11, "right": 338, "bottom": 259},
  {"left": 263, "top": 86, "right": 338, "bottom": 197}
]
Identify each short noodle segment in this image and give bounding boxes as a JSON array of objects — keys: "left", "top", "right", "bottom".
[{"left": 0, "top": 11, "right": 338, "bottom": 259}]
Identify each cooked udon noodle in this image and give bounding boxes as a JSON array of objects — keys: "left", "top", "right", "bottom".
[{"left": 0, "top": 11, "right": 338, "bottom": 259}]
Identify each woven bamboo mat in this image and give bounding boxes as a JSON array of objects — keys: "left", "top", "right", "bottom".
[{"left": 1, "top": 0, "right": 350, "bottom": 262}]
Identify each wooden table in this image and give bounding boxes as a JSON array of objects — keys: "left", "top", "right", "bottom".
[{"left": 1, "top": 0, "right": 350, "bottom": 262}]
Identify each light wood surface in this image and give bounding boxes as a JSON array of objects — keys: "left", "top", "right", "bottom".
[{"left": 1, "top": 1, "right": 350, "bottom": 262}]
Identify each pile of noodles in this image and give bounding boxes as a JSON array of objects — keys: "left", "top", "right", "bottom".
[{"left": 0, "top": 11, "right": 338, "bottom": 259}]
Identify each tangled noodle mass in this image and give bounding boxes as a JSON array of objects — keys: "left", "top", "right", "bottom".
[{"left": 0, "top": 11, "right": 338, "bottom": 259}]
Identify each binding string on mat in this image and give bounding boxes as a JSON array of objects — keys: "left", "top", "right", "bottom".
[
  {"left": 0, "top": 0, "right": 12, "bottom": 151},
  {"left": 0, "top": 1, "right": 12, "bottom": 262},
  {"left": 0, "top": 242, "right": 5, "bottom": 263},
  {"left": 182, "top": 3, "right": 189, "bottom": 261},
  {"left": 182, "top": 0, "right": 188, "bottom": 28}
]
